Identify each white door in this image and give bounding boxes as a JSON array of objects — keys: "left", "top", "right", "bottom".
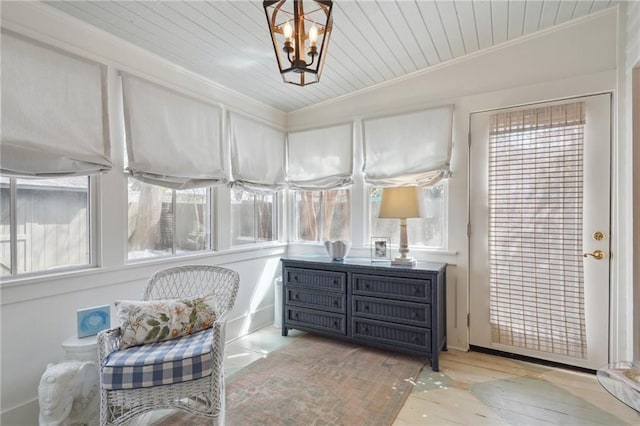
[{"left": 469, "top": 94, "right": 611, "bottom": 369}]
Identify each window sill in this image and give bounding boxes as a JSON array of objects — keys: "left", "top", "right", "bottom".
[
  {"left": 287, "top": 242, "right": 458, "bottom": 264},
  {"left": 1, "top": 243, "right": 288, "bottom": 305}
]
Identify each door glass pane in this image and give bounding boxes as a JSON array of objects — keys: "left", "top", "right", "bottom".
[
  {"left": 488, "top": 102, "right": 587, "bottom": 358},
  {"left": 128, "top": 178, "right": 172, "bottom": 259},
  {"left": 16, "top": 176, "right": 90, "bottom": 273},
  {"left": 175, "top": 187, "right": 210, "bottom": 253},
  {"left": 0, "top": 177, "right": 11, "bottom": 275}
]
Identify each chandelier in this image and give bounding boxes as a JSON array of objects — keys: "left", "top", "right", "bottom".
[{"left": 263, "top": 0, "right": 333, "bottom": 86}]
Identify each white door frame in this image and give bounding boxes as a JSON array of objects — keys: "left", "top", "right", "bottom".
[{"left": 468, "top": 93, "right": 612, "bottom": 369}]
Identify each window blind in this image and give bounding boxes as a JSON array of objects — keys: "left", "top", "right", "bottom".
[
  {"left": 229, "top": 112, "right": 286, "bottom": 192},
  {"left": 362, "top": 106, "right": 453, "bottom": 187},
  {"left": 287, "top": 123, "right": 353, "bottom": 190},
  {"left": 488, "top": 101, "right": 587, "bottom": 359},
  {"left": 122, "top": 73, "right": 226, "bottom": 189},
  {"left": 1, "top": 32, "right": 111, "bottom": 177}
]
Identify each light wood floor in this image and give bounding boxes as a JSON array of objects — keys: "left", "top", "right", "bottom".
[
  {"left": 394, "top": 348, "right": 639, "bottom": 425},
  {"left": 138, "top": 327, "right": 639, "bottom": 425},
  {"left": 227, "top": 327, "right": 639, "bottom": 425}
]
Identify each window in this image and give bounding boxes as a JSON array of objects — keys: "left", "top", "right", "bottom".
[
  {"left": 127, "top": 178, "right": 211, "bottom": 260},
  {"left": 231, "top": 189, "right": 276, "bottom": 245},
  {"left": 0, "top": 176, "right": 92, "bottom": 276},
  {"left": 370, "top": 181, "right": 447, "bottom": 249},
  {"left": 294, "top": 189, "right": 350, "bottom": 242}
]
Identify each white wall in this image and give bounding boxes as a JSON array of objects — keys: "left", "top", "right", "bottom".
[
  {"left": 626, "top": 0, "right": 640, "bottom": 358},
  {"left": 627, "top": 2, "right": 640, "bottom": 66},
  {"left": 0, "top": 2, "right": 286, "bottom": 424},
  {"left": 288, "top": 9, "right": 620, "bottom": 356}
]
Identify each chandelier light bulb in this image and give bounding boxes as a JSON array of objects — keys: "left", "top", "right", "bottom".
[
  {"left": 309, "top": 24, "right": 318, "bottom": 47},
  {"left": 283, "top": 22, "right": 293, "bottom": 41}
]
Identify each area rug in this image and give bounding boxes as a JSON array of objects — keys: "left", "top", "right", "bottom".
[{"left": 159, "top": 334, "right": 425, "bottom": 425}]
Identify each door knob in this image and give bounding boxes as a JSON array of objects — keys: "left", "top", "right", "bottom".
[{"left": 583, "top": 250, "right": 606, "bottom": 260}]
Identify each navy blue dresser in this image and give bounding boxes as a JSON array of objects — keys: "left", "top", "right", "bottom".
[{"left": 281, "top": 257, "right": 447, "bottom": 371}]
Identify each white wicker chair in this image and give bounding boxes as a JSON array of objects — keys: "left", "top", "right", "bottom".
[{"left": 97, "top": 265, "right": 239, "bottom": 426}]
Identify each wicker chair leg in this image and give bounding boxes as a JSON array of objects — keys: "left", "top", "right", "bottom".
[{"left": 99, "top": 390, "right": 107, "bottom": 426}]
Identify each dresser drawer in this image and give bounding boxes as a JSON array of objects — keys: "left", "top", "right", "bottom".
[
  {"left": 287, "top": 288, "right": 346, "bottom": 314},
  {"left": 352, "top": 295, "right": 430, "bottom": 327},
  {"left": 286, "top": 307, "right": 346, "bottom": 336},
  {"left": 284, "top": 267, "right": 347, "bottom": 292},
  {"left": 352, "top": 273, "right": 431, "bottom": 302},
  {"left": 352, "top": 318, "right": 430, "bottom": 354}
]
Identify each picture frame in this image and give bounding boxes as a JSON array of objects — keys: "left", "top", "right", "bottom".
[
  {"left": 77, "top": 304, "right": 111, "bottom": 338},
  {"left": 371, "top": 237, "right": 391, "bottom": 262}
]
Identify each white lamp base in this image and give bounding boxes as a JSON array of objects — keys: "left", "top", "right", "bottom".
[{"left": 391, "top": 256, "right": 417, "bottom": 266}]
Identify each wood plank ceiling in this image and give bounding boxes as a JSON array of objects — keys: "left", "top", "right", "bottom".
[{"left": 44, "top": 1, "right": 617, "bottom": 112}]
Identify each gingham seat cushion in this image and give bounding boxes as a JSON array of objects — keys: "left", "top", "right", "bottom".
[{"left": 102, "top": 328, "right": 214, "bottom": 390}]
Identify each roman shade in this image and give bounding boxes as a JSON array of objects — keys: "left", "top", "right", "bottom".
[
  {"left": 1, "top": 32, "right": 111, "bottom": 177},
  {"left": 287, "top": 123, "right": 353, "bottom": 190},
  {"left": 229, "top": 112, "right": 286, "bottom": 192},
  {"left": 122, "top": 73, "right": 226, "bottom": 189},
  {"left": 362, "top": 106, "right": 453, "bottom": 186}
]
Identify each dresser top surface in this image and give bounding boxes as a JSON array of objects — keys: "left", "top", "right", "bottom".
[{"left": 282, "top": 256, "right": 446, "bottom": 274}]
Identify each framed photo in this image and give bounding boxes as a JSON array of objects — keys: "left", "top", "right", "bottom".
[
  {"left": 77, "top": 305, "right": 111, "bottom": 338},
  {"left": 371, "top": 237, "right": 391, "bottom": 262}
]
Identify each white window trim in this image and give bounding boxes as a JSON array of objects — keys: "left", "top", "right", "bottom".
[{"left": 1, "top": 175, "right": 98, "bottom": 280}]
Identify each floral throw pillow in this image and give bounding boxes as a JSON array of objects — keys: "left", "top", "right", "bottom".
[{"left": 115, "top": 296, "right": 217, "bottom": 349}]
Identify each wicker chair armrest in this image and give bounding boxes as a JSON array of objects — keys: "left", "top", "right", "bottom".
[
  {"left": 214, "top": 307, "right": 232, "bottom": 323},
  {"left": 212, "top": 312, "right": 230, "bottom": 335},
  {"left": 97, "top": 327, "right": 122, "bottom": 367}
]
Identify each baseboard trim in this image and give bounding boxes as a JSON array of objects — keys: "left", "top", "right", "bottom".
[
  {"left": 226, "top": 304, "right": 274, "bottom": 341},
  {"left": 1, "top": 398, "right": 39, "bottom": 426},
  {"left": 469, "top": 345, "right": 596, "bottom": 375},
  {"left": 444, "top": 345, "right": 467, "bottom": 352}
]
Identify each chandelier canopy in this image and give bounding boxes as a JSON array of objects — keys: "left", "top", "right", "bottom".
[{"left": 263, "top": 0, "right": 333, "bottom": 86}]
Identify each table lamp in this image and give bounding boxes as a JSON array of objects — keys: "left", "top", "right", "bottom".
[{"left": 378, "top": 186, "right": 421, "bottom": 266}]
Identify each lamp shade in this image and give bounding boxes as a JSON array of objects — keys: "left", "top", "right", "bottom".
[{"left": 379, "top": 187, "right": 421, "bottom": 219}]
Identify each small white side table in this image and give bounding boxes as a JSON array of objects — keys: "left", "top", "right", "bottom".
[
  {"left": 39, "top": 335, "right": 100, "bottom": 425},
  {"left": 61, "top": 335, "right": 98, "bottom": 362}
]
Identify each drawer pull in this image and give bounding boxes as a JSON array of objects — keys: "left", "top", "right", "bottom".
[
  {"left": 365, "top": 284, "right": 370, "bottom": 290},
  {"left": 362, "top": 326, "right": 369, "bottom": 334},
  {"left": 363, "top": 305, "right": 370, "bottom": 312},
  {"left": 293, "top": 275, "right": 299, "bottom": 282},
  {"left": 411, "top": 336, "right": 418, "bottom": 343},
  {"left": 333, "top": 320, "right": 339, "bottom": 328},
  {"left": 332, "top": 279, "right": 338, "bottom": 284},
  {"left": 293, "top": 312, "right": 299, "bottom": 319},
  {"left": 334, "top": 300, "right": 340, "bottom": 306},
  {"left": 414, "top": 286, "right": 421, "bottom": 295},
  {"left": 293, "top": 293, "right": 299, "bottom": 300},
  {"left": 410, "top": 311, "right": 417, "bottom": 319}
]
